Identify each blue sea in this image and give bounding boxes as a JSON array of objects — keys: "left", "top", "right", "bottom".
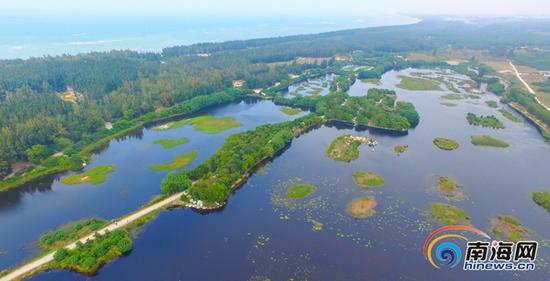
[{"left": 0, "top": 14, "right": 418, "bottom": 59}]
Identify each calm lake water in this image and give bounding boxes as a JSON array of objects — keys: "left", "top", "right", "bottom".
[
  {"left": 3, "top": 69, "right": 550, "bottom": 280},
  {"left": 0, "top": 99, "right": 304, "bottom": 270}
]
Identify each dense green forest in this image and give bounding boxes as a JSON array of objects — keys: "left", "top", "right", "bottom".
[
  {"left": 275, "top": 88, "right": 419, "bottom": 131},
  {"left": 160, "top": 114, "right": 324, "bottom": 204},
  {"left": 502, "top": 86, "right": 550, "bottom": 139},
  {"left": 52, "top": 229, "right": 132, "bottom": 274},
  {"left": 1, "top": 18, "right": 550, "bottom": 181}
]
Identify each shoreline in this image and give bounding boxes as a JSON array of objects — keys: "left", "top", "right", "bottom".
[{"left": 0, "top": 91, "right": 250, "bottom": 194}]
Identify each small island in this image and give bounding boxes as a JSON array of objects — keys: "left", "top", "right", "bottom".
[
  {"left": 393, "top": 145, "right": 408, "bottom": 154},
  {"left": 60, "top": 165, "right": 116, "bottom": 185},
  {"left": 490, "top": 215, "right": 531, "bottom": 242},
  {"left": 441, "top": 94, "right": 464, "bottom": 100},
  {"left": 429, "top": 203, "right": 471, "bottom": 225},
  {"left": 396, "top": 76, "right": 441, "bottom": 91},
  {"left": 440, "top": 102, "right": 457, "bottom": 107},
  {"left": 153, "top": 115, "right": 242, "bottom": 134},
  {"left": 346, "top": 196, "right": 377, "bottom": 219},
  {"left": 436, "top": 176, "right": 464, "bottom": 201},
  {"left": 153, "top": 137, "right": 189, "bottom": 149},
  {"left": 470, "top": 135, "right": 509, "bottom": 148},
  {"left": 433, "top": 137, "right": 459, "bottom": 151},
  {"left": 533, "top": 192, "right": 550, "bottom": 213},
  {"left": 353, "top": 171, "right": 385, "bottom": 188},
  {"left": 466, "top": 113, "right": 505, "bottom": 129},
  {"left": 279, "top": 107, "right": 303, "bottom": 116},
  {"left": 326, "top": 134, "right": 376, "bottom": 162},
  {"left": 148, "top": 150, "right": 198, "bottom": 171},
  {"left": 485, "top": 100, "right": 498, "bottom": 108},
  {"left": 286, "top": 183, "right": 316, "bottom": 199}
]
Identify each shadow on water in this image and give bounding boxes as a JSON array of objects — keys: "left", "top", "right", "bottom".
[
  {"left": 325, "top": 119, "right": 408, "bottom": 137},
  {"left": 0, "top": 174, "right": 57, "bottom": 211}
]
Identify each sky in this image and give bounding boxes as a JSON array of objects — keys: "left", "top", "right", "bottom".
[{"left": 1, "top": 0, "right": 550, "bottom": 17}]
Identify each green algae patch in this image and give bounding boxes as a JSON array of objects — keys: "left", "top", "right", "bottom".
[
  {"left": 286, "top": 183, "right": 316, "bottom": 199},
  {"left": 279, "top": 107, "right": 303, "bottom": 116},
  {"left": 60, "top": 165, "right": 116, "bottom": 185},
  {"left": 429, "top": 203, "right": 471, "bottom": 226},
  {"left": 153, "top": 115, "right": 242, "bottom": 134},
  {"left": 396, "top": 76, "right": 441, "bottom": 91},
  {"left": 533, "top": 192, "right": 550, "bottom": 213},
  {"left": 393, "top": 145, "right": 408, "bottom": 154},
  {"left": 433, "top": 137, "right": 459, "bottom": 151},
  {"left": 353, "top": 171, "right": 385, "bottom": 188},
  {"left": 498, "top": 109, "right": 523, "bottom": 123},
  {"left": 148, "top": 150, "right": 198, "bottom": 171},
  {"left": 437, "top": 176, "right": 465, "bottom": 201},
  {"left": 153, "top": 137, "right": 189, "bottom": 149},
  {"left": 486, "top": 100, "right": 498, "bottom": 108},
  {"left": 347, "top": 196, "right": 377, "bottom": 219},
  {"left": 490, "top": 215, "right": 532, "bottom": 242},
  {"left": 470, "top": 135, "right": 509, "bottom": 148},
  {"left": 441, "top": 94, "right": 464, "bottom": 100},
  {"left": 440, "top": 102, "right": 458, "bottom": 107}
]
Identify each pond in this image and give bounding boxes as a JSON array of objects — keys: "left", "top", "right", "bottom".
[
  {"left": 0, "top": 98, "right": 304, "bottom": 271},
  {"left": 7, "top": 69, "right": 550, "bottom": 280}
]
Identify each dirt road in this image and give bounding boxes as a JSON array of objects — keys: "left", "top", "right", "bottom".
[{"left": 0, "top": 192, "right": 184, "bottom": 281}]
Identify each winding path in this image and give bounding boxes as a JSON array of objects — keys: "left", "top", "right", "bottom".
[
  {"left": 0, "top": 192, "right": 184, "bottom": 281},
  {"left": 509, "top": 61, "right": 550, "bottom": 112}
]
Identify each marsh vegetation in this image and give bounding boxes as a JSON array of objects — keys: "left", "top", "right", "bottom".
[{"left": 60, "top": 165, "right": 116, "bottom": 185}]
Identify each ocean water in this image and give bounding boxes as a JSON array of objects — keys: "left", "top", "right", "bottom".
[{"left": 0, "top": 14, "right": 418, "bottom": 59}]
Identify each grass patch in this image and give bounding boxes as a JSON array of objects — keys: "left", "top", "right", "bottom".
[
  {"left": 498, "top": 109, "right": 523, "bottom": 123},
  {"left": 433, "top": 137, "right": 459, "bottom": 151},
  {"left": 346, "top": 196, "right": 377, "bottom": 219},
  {"left": 466, "top": 113, "right": 505, "bottom": 129},
  {"left": 533, "top": 192, "right": 550, "bottom": 213},
  {"left": 60, "top": 165, "right": 116, "bottom": 185},
  {"left": 486, "top": 100, "right": 499, "bottom": 108},
  {"left": 393, "top": 145, "right": 408, "bottom": 154},
  {"left": 39, "top": 218, "right": 107, "bottom": 252},
  {"left": 440, "top": 102, "right": 457, "bottom": 107},
  {"left": 437, "top": 176, "right": 464, "bottom": 201},
  {"left": 470, "top": 135, "right": 509, "bottom": 148},
  {"left": 153, "top": 115, "right": 242, "bottom": 134},
  {"left": 353, "top": 171, "right": 385, "bottom": 188},
  {"left": 286, "top": 183, "right": 316, "bottom": 199},
  {"left": 279, "top": 107, "right": 303, "bottom": 116},
  {"left": 429, "top": 203, "right": 471, "bottom": 226},
  {"left": 490, "top": 215, "right": 531, "bottom": 242},
  {"left": 361, "top": 78, "right": 381, "bottom": 85},
  {"left": 148, "top": 150, "right": 198, "bottom": 171},
  {"left": 326, "top": 134, "right": 361, "bottom": 162},
  {"left": 396, "top": 76, "right": 441, "bottom": 91},
  {"left": 441, "top": 94, "right": 464, "bottom": 100},
  {"left": 153, "top": 137, "right": 189, "bottom": 149}
]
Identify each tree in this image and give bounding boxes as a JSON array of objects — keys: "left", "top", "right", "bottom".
[
  {"left": 0, "top": 159, "right": 9, "bottom": 178},
  {"left": 161, "top": 172, "right": 192, "bottom": 195},
  {"left": 26, "top": 144, "right": 51, "bottom": 164}
]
